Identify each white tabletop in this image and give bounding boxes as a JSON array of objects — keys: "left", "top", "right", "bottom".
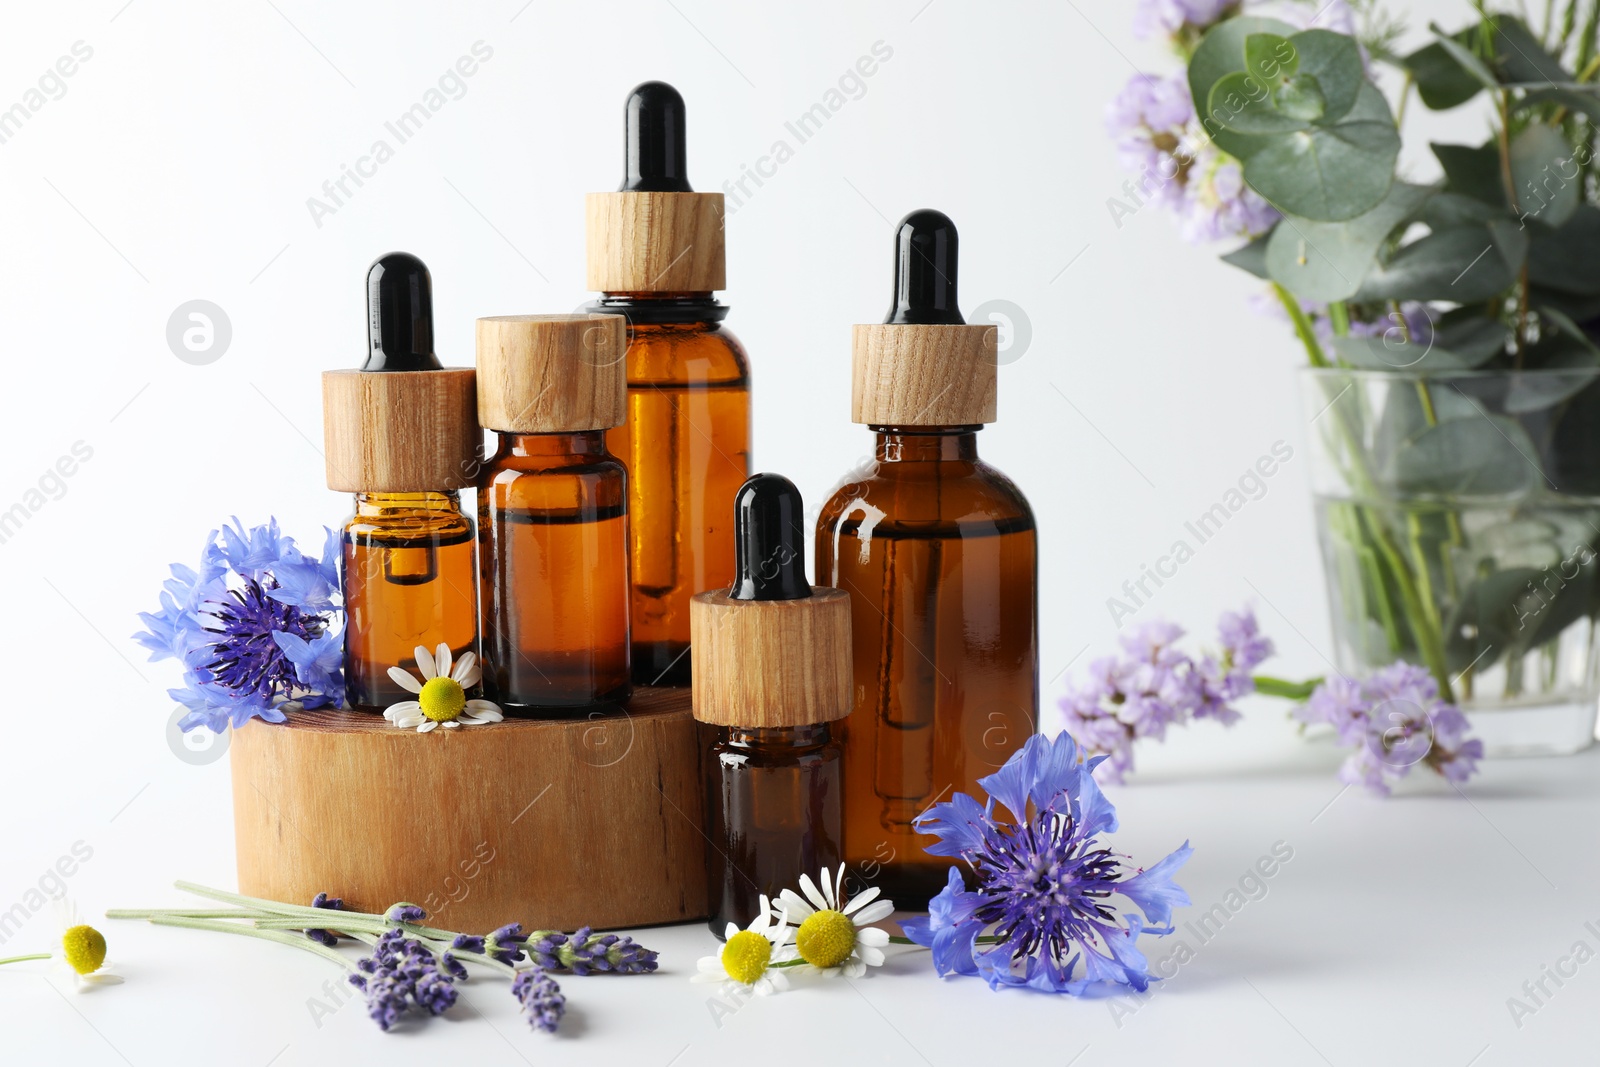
[{"left": 7, "top": 705, "right": 1594, "bottom": 1067}]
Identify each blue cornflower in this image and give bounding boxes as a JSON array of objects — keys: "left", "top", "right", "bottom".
[
  {"left": 134, "top": 518, "right": 344, "bottom": 732},
  {"left": 903, "top": 731, "right": 1192, "bottom": 996},
  {"left": 512, "top": 966, "right": 566, "bottom": 1033}
]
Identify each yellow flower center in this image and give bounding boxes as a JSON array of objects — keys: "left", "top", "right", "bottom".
[
  {"left": 720, "top": 930, "right": 773, "bottom": 985},
  {"left": 419, "top": 676, "right": 465, "bottom": 722},
  {"left": 795, "top": 909, "right": 855, "bottom": 969},
  {"left": 62, "top": 924, "right": 107, "bottom": 976}
]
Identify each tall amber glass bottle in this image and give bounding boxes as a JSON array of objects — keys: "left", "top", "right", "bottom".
[
  {"left": 815, "top": 211, "right": 1038, "bottom": 909},
  {"left": 322, "top": 253, "right": 481, "bottom": 711},
  {"left": 475, "top": 314, "right": 632, "bottom": 714},
  {"left": 588, "top": 81, "right": 751, "bottom": 687},
  {"left": 692, "top": 474, "right": 851, "bottom": 935}
]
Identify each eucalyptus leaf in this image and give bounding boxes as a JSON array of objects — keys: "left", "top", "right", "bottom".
[
  {"left": 1288, "top": 29, "right": 1364, "bottom": 123},
  {"left": 1502, "top": 352, "right": 1600, "bottom": 413},
  {"left": 1380, "top": 411, "right": 1542, "bottom": 496},
  {"left": 1220, "top": 229, "right": 1273, "bottom": 279},
  {"left": 1432, "top": 142, "right": 1507, "bottom": 207},
  {"left": 1420, "top": 191, "right": 1509, "bottom": 228},
  {"left": 1518, "top": 87, "right": 1600, "bottom": 123},
  {"left": 1370, "top": 385, "right": 1485, "bottom": 477},
  {"left": 1509, "top": 124, "right": 1580, "bottom": 227},
  {"left": 1208, "top": 71, "right": 1312, "bottom": 134},
  {"left": 1245, "top": 33, "right": 1299, "bottom": 80},
  {"left": 1189, "top": 15, "right": 1300, "bottom": 159},
  {"left": 1331, "top": 336, "right": 1472, "bottom": 370},
  {"left": 1444, "top": 567, "right": 1540, "bottom": 674},
  {"left": 1489, "top": 16, "right": 1571, "bottom": 84},
  {"left": 1241, "top": 83, "right": 1398, "bottom": 221},
  {"left": 1275, "top": 75, "right": 1327, "bottom": 122},
  {"left": 1263, "top": 183, "right": 1429, "bottom": 301},
  {"left": 1527, "top": 205, "right": 1600, "bottom": 294},
  {"left": 1428, "top": 24, "right": 1502, "bottom": 90},
  {"left": 1355, "top": 224, "right": 1523, "bottom": 303},
  {"left": 1405, "top": 39, "right": 1486, "bottom": 109},
  {"left": 1433, "top": 311, "right": 1511, "bottom": 367}
]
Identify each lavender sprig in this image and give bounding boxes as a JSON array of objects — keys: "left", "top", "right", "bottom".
[
  {"left": 348, "top": 929, "right": 458, "bottom": 1031},
  {"left": 530, "top": 927, "right": 660, "bottom": 974},
  {"left": 304, "top": 892, "right": 344, "bottom": 947},
  {"left": 512, "top": 966, "right": 566, "bottom": 1033}
]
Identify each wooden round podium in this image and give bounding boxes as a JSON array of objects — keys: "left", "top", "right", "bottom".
[{"left": 230, "top": 687, "right": 709, "bottom": 933}]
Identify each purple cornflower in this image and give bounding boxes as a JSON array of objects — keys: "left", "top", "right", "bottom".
[
  {"left": 512, "top": 966, "right": 566, "bottom": 1033},
  {"left": 1059, "top": 609, "right": 1271, "bottom": 781},
  {"left": 530, "top": 928, "right": 660, "bottom": 975},
  {"left": 1296, "top": 663, "right": 1484, "bottom": 795},
  {"left": 304, "top": 892, "right": 344, "bottom": 947},
  {"left": 348, "top": 929, "right": 458, "bottom": 1031},
  {"left": 135, "top": 517, "right": 343, "bottom": 732},
  {"left": 903, "top": 732, "right": 1192, "bottom": 994}
]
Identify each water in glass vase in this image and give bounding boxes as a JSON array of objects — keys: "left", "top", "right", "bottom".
[{"left": 1315, "top": 493, "right": 1600, "bottom": 755}]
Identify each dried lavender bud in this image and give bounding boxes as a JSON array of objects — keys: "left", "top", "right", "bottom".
[{"left": 512, "top": 966, "right": 565, "bottom": 1034}]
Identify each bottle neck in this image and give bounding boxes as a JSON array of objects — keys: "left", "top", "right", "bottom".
[
  {"left": 724, "top": 723, "right": 832, "bottom": 748},
  {"left": 353, "top": 490, "right": 463, "bottom": 516},
  {"left": 589, "top": 292, "right": 728, "bottom": 325},
  {"left": 871, "top": 427, "right": 981, "bottom": 463},
  {"left": 496, "top": 430, "right": 608, "bottom": 459}
]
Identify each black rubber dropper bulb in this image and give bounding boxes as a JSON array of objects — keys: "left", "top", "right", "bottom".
[
  {"left": 885, "top": 209, "right": 965, "bottom": 326},
  {"left": 620, "top": 81, "right": 693, "bottom": 193},
  {"left": 730, "top": 473, "right": 812, "bottom": 601},
  {"left": 364, "top": 252, "right": 442, "bottom": 371}
]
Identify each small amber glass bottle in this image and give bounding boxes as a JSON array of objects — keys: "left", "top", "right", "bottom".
[
  {"left": 475, "top": 314, "right": 632, "bottom": 714},
  {"left": 692, "top": 474, "right": 852, "bottom": 935},
  {"left": 323, "top": 253, "right": 482, "bottom": 712},
  {"left": 588, "top": 81, "right": 751, "bottom": 687},
  {"left": 815, "top": 211, "right": 1039, "bottom": 909}
]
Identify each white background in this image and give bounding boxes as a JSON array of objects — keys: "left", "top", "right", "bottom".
[{"left": 1, "top": 2, "right": 1595, "bottom": 1065}]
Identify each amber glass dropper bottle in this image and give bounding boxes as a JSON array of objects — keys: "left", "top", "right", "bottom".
[
  {"left": 322, "top": 253, "right": 481, "bottom": 711},
  {"left": 475, "top": 314, "right": 632, "bottom": 714},
  {"left": 588, "top": 80, "right": 751, "bottom": 687},
  {"left": 692, "top": 474, "right": 851, "bottom": 936},
  {"left": 815, "top": 210, "right": 1039, "bottom": 909}
]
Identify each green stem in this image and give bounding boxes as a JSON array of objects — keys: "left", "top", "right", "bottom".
[
  {"left": 1252, "top": 674, "right": 1322, "bottom": 701},
  {"left": 0, "top": 953, "right": 51, "bottom": 966},
  {"left": 1274, "top": 283, "right": 1328, "bottom": 368},
  {"left": 146, "top": 915, "right": 353, "bottom": 970},
  {"left": 1329, "top": 301, "right": 1351, "bottom": 338}
]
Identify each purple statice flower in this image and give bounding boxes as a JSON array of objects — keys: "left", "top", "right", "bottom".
[
  {"left": 1132, "top": 0, "right": 1238, "bottom": 39},
  {"left": 1059, "top": 608, "right": 1270, "bottom": 781},
  {"left": 1105, "top": 71, "right": 1279, "bottom": 246},
  {"left": 304, "top": 892, "right": 344, "bottom": 947},
  {"left": 1249, "top": 294, "right": 1440, "bottom": 360},
  {"left": 512, "top": 966, "right": 566, "bottom": 1033},
  {"left": 903, "top": 731, "right": 1192, "bottom": 995},
  {"left": 348, "top": 929, "right": 458, "bottom": 1031},
  {"left": 134, "top": 517, "right": 344, "bottom": 732},
  {"left": 1296, "top": 663, "right": 1483, "bottom": 795},
  {"left": 530, "top": 928, "right": 661, "bottom": 975}
]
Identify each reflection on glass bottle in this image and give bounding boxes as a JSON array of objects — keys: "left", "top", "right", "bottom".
[
  {"left": 693, "top": 474, "right": 851, "bottom": 935},
  {"left": 588, "top": 81, "right": 751, "bottom": 686},
  {"left": 474, "top": 313, "right": 633, "bottom": 714},
  {"left": 815, "top": 211, "right": 1038, "bottom": 908},
  {"left": 322, "top": 252, "right": 482, "bottom": 712}
]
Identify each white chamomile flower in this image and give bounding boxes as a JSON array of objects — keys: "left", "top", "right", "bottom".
[
  {"left": 690, "top": 895, "right": 792, "bottom": 995},
  {"left": 383, "top": 643, "right": 503, "bottom": 733},
  {"left": 55, "top": 900, "right": 122, "bottom": 990},
  {"left": 778, "top": 865, "right": 893, "bottom": 977}
]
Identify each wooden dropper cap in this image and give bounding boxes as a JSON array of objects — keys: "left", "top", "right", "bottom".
[
  {"left": 586, "top": 81, "right": 725, "bottom": 293},
  {"left": 475, "top": 314, "right": 627, "bottom": 433},
  {"left": 691, "top": 474, "right": 852, "bottom": 729},
  {"left": 852, "top": 209, "right": 998, "bottom": 427},
  {"left": 322, "top": 253, "right": 480, "bottom": 492}
]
